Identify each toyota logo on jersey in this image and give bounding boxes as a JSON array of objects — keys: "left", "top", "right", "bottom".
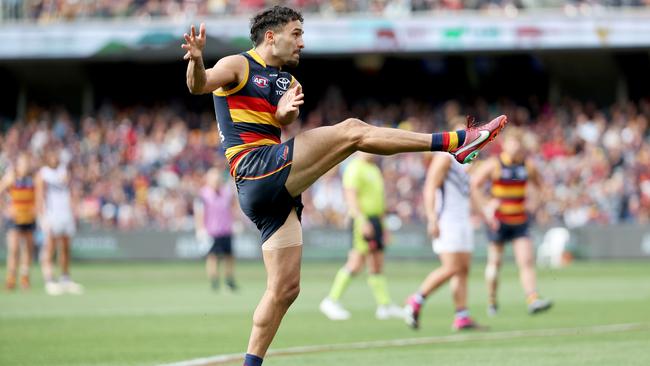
[
  {"left": 276, "top": 77, "right": 291, "bottom": 90},
  {"left": 252, "top": 75, "right": 270, "bottom": 88}
]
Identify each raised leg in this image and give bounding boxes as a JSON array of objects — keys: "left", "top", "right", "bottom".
[{"left": 286, "top": 118, "right": 432, "bottom": 196}]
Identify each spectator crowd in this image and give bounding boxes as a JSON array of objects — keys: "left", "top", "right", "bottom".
[
  {"left": 2, "top": 0, "right": 650, "bottom": 22},
  {"left": 2, "top": 93, "right": 650, "bottom": 232}
]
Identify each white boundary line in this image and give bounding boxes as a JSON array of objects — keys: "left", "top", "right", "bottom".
[{"left": 159, "top": 322, "right": 649, "bottom": 366}]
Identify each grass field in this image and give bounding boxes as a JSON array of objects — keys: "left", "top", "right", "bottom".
[{"left": 1, "top": 260, "right": 649, "bottom": 366}]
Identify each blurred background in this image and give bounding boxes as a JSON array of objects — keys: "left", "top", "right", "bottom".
[{"left": 3, "top": 0, "right": 650, "bottom": 261}]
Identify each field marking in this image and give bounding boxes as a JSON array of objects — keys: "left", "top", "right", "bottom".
[{"left": 159, "top": 322, "right": 649, "bottom": 366}]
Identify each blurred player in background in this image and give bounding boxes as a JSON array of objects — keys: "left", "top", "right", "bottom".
[
  {"left": 194, "top": 166, "right": 238, "bottom": 292},
  {"left": 36, "top": 148, "right": 83, "bottom": 296},
  {"left": 471, "top": 127, "right": 552, "bottom": 316},
  {"left": 404, "top": 119, "right": 490, "bottom": 331},
  {"left": 184, "top": 5, "right": 506, "bottom": 365},
  {"left": 0, "top": 153, "right": 37, "bottom": 291},
  {"left": 320, "top": 153, "right": 404, "bottom": 321}
]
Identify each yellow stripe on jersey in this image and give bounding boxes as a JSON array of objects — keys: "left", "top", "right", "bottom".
[
  {"left": 230, "top": 109, "right": 280, "bottom": 127},
  {"left": 10, "top": 188, "right": 36, "bottom": 224},
  {"left": 224, "top": 139, "right": 280, "bottom": 161},
  {"left": 10, "top": 190, "right": 34, "bottom": 201},
  {"left": 491, "top": 184, "right": 525, "bottom": 197},
  {"left": 448, "top": 132, "right": 459, "bottom": 151},
  {"left": 497, "top": 202, "right": 526, "bottom": 215},
  {"left": 247, "top": 49, "right": 267, "bottom": 68},
  {"left": 213, "top": 60, "right": 250, "bottom": 97}
]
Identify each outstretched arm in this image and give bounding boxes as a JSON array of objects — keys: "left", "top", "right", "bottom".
[
  {"left": 193, "top": 199, "right": 205, "bottom": 236},
  {"left": 470, "top": 157, "right": 499, "bottom": 229},
  {"left": 525, "top": 159, "right": 545, "bottom": 215},
  {"left": 344, "top": 186, "right": 375, "bottom": 240},
  {"left": 183, "top": 23, "right": 243, "bottom": 95},
  {"left": 34, "top": 172, "right": 45, "bottom": 218},
  {"left": 423, "top": 154, "right": 451, "bottom": 239}
]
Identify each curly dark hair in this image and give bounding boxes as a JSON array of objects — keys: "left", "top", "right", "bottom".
[{"left": 250, "top": 6, "right": 304, "bottom": 46}]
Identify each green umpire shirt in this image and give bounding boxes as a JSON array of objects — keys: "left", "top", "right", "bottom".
[{"left": 342, "top": 157, "right": 385, "bottom": 217}]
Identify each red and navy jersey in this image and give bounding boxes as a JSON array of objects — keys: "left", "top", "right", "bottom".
[
  {"left": 213, "top": 49, "right": 295, "bottom": 176},
  {"left": 491, "top": 153, "right": 529, "bottom": 225}
]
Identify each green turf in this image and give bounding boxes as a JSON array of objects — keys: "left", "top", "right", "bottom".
[{"left": 1, "top": 261, "right": 649, "bottom": 366}]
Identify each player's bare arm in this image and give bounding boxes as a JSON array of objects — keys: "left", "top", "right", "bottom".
[
  {"left": 193, "top": 200, "right": 205, "bottom": 236},
  {"left": 33, "top": 172, "right": 45, "bottom": 218},
  {"left": 276, "top": 83, "right": 303, "bottom": 126},
  {"left": 525, "top": 158, "right": 544, "bottom": 213},
  {"left": 183, "top": 23, "right": 245, "bottom": 94},
  {"left": 344, "top": 186, "right": 374, "bottom": 238},
  {"left": 423, "top": 154, "right": 451, "bottom": 238}
]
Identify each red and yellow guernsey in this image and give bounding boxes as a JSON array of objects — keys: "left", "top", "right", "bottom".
[
  {"left": 9, "top": 175, "right": 36, "bottom": 225},
  {"left": 213, "top": 49, "right": 295, "bottom": 176},
  {"left": 491, "top": 153, "right": 529, "bottom": 225}
]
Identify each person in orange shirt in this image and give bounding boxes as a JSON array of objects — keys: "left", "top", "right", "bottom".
[
  {"left": 0, "top": 153, "right": 37, "bottom": 290},
  {"left": 471, "top": 127, "right": 553, "bottom": 316}
]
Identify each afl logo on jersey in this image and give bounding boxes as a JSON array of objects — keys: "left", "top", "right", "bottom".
[
  {"left": 252, "top": 75, "right": 269, "bottom": 88},
  {"left": 276, "top": 77, "right": 290, "bottom": 91}
]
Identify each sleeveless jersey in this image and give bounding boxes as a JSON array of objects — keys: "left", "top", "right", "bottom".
[
  {"left": 212, "top": 49, "right": 295, "bottom": 176},
  {"left": 40, "top": 164, "right": 72, "bottom": 217},
  {"left": 9, "top": 174, "right": 36, "bottom": 224},
  {"left": 436, "top": 155, "right": 471, "bottom": 222},
  {"left": 491, "top": 153, "right": 528, "bottom": 225}
]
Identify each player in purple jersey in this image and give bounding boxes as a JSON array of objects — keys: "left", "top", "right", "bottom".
[{"left": 195, "top": 167, "right": 238, "bottom": 291}]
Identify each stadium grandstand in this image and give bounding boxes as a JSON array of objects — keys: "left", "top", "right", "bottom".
[{"left": 2, "top": 0, "right": 649, "bottom": 22}]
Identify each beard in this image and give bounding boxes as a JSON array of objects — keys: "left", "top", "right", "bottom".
[{"left": 285, "top": 58, "right": 299, "bottom": 68}]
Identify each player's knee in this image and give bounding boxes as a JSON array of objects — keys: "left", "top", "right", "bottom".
[
  {"left": 457, "top": 263, "right": 470, "bottom": 277},
  {"left": 485, "top": 263, "right": 499, "bottom": 281},
  {"left": 443, "top": 262, "right": 463, "bottom": 276},
  {"left": 348, "top": 268, "right": 361, "bottom": 276},
  {"left": 517, "top": 256, "right": 534, "bottom": 269},
  {"left": 488, "top": 255, "right": 502, "bottom": 268},
  {"left": 271, "top": 281, "right": 300, "bottom": 307},
  {"left": 340, "top": 118, "right": 370, "bottom": 147},
  {"left": 451, "top": 263, "right": 469, "bottom": 276},
  {"left": 284, "top": 283, "right": 301, "bottom": 305}
]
